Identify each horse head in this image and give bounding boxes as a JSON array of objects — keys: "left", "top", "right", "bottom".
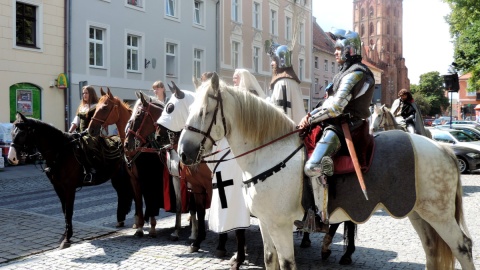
[
  {"left": 125, "top": 91, "right": 164, "bottom": 152},
  {"left": 8, "top": 112, "right": 35, "bottom": 165},
  {"left": 157, "top": 81, "right": 196, "bottom": 135}
]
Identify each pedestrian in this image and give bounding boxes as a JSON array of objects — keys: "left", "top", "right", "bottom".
[
  {"left": 390, "top": 89, "right": 427, "bottom": 135},
  {"left": 151, "top": 80, "right": 167, "bottom": 103},
  {"left": 233, "top": 68, "right": 266, "bottom": 99},
  {"left": 266, "top": 41, "right": 306, "bottom": 123},
  {"left": 68, "top": 85, "right": 99, "bottom": 133}
]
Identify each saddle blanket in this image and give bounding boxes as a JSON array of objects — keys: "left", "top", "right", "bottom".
[{"left": 206, "top": 138, "right": 250, "bottom": 233}]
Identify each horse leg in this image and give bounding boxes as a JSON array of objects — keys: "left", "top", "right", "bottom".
[
  {"left": 265, "top": 221, "right": 296, "bottom": 269},
  {"left": 126, "top": 163, "right": 145, "bottom": 237},
  {"left": 188, "top": 192, "right": 198, "bottom": 241},
  {"left": 230, "top": 229, "right": 246, "bottom": 270},
  {"left": 321, "top": 222, "right": 341, "bottom": 260},
  {"left": 148, "top": 216, "right": 157, "bottom": 238},
  {"left": 59, "top": 187, "right": 76, "bottom": 249},
  {"left": 216, "top": 233, "right": 228, "bottom": 257},
  {"left": 188, "top": 193, "right": 206, "bottom": 253},
  {"left": 257, "top": 220, "right": 279, "bottom": 270},
  {"left": 300, "top": 232, "right": 311, "bottom": 248},
  {"left": 110, "top": 164, "right": 134, "bottom": 228},
  {"left": 170, "top": 175, "right": 182, "bottom": 241},
  {"left": 339, "top": 221, "right": 356, "bottom": 265},
  {"left": 409, "top": 211, "right": 474, "bottom": 270}
]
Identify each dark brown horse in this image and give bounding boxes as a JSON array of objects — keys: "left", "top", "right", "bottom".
[
  {"left": 88, "top": 88, "right": 183, "bottom": 239},
  {"left": 8, "top": 112, "right": 133, "bottom": 249},
  {"left": 126, "top": 89, "right": 213, "bottom": 254}
]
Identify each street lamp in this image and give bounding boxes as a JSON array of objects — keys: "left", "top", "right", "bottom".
[{"left": 443, "top": 62, "right": 460, "bottom": 128}]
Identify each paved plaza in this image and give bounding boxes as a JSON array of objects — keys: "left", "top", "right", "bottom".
[{"left": 0, "top": 163, "right": 479, "bottom": 269}]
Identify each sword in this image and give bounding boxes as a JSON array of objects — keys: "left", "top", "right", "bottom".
[{"left": 341, "top": 121, "right": 369, "bottom": 200}]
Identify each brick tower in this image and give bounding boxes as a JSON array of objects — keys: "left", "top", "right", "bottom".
[{"left": 352, "top": 0, "right": 410, "bottom": 106}]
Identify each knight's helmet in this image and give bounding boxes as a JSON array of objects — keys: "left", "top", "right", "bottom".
[
  {"left": 329, "top": 28, "right": 362, "bottom": 62},
  {"left": 264, "top": 39, "right": 292, "bottom": 68}
]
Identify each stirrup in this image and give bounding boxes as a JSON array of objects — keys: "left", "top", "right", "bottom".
[
  {"left": 294, "top": 209, "right": 329, "bottom": 233},
  {"left": 320, "top": 156, "right": 334, "bottom": 176},
  {"left": 83, "top": 172, "right": 94, "bottom": 184}
]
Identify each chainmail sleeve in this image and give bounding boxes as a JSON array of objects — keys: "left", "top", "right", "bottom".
[{"left": 309, "top": 71, "right": 365, "bottom": 124}]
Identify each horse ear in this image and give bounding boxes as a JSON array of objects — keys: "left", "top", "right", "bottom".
[
  {"left": 211, "top": 72, "right": 219, "bottom": 91},
  {"left": 135, "top": 91, "right": 142, "bottom": 99},
  {"left": 169, "top": 81, "right": 185, "bottom": 99},
  {"left": 107, "top": 87, "right": 113, "bottom": 98},
  {"left": 16, "top": 112, "right": 28, "bottom": 122},
  {"left": 100, "top": 87, "right": 106, "bottom": 96},
  {"left": 193, "top": 76, "right": 200, "bottom": 89},
  {"left": 140, "top": 91, "right": 148, "bottom": 105}
]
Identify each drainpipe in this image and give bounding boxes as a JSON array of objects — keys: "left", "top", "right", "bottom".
[
  {"left": 215, "top": 0, "right": 220, "bottom": 73},
  {"left": 64, "top": 0, "right": 71, "bottom": 131}
]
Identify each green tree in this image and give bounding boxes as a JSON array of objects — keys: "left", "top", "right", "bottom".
[
  {"left": 444, "top": 0, "right": 480, "bottom": 92},
  {"left": 412, "top": 71, "right": 450, "bottom": 116}
]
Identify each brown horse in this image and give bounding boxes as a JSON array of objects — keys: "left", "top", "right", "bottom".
[
  {"left": 87, "top": 88, "right": 182, "bottom": 239},
  {"left": 127, "top": 89, "right": 213, "bottom": 254},
  {"left": 8, "top": 112, "right": 134, "bottom": 249}
]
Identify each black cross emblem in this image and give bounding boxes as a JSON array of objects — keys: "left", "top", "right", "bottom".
[{"left": 213, "top": 171, "right": 234, "bottom": 209}]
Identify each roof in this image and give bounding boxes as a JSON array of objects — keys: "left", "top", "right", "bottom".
[{"left": 312, "top": 18, "right": 335, "bottom": 54}]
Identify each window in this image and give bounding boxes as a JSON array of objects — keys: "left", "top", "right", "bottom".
[
  {"left": 270, "top": 9, "right": 277, "bottom": 35},
  {"left": 232, "top": 41, "right": 240, "bottom": 69},
  {"left": 253, "top": 2, "right": 261, "bottom": 29},
  {"left": 331, "top": 62, "right": 335, "bottom": 74},
  {"left": 286, "top": 17, "right": 291, "bottom": 40},
  {"left": 89, "top": 27, "right": 104, "bottom": 67},
  {"left": 166, "top": 42, "right": 177, "bottom": 76},
  {"left": 324, "top": 80, "right": 329, "bottom": 90},
  {"left": 324, "top": 59, "right": 328, "bottom": 71},
  {"left": 299, "top": 23, "right": 305, "bottom": 45},
  {"left": 127, "top": 34, "right": 139, "bottom": 71},
  {"left": 314, "top": 56, "right": 318, "bottom": 69},
  {"left": 16, "top": 2, "right": 37, "bottom": 48},
  {"left": 299, "top": 59, "right": 304, "bottom": 80},
  {"left": 127, "top": 0, "right": 143, "bottom": 8},
  {"left": 315, "top": 78, "right": 319, "bottom": 93},
  {"left": 193, "top": 48, "right": 203, "bottom": 79},
  {"left": 369, "top": 22, "right": 374, "bottom": 36},
  {"left": 194, "top": 0, "right": 203, "bottom": 25},
  {"left": 253, "top": 46, "right": 260, "bottom": 73},
  {"left": 166, "top": 0, "right": 177, "bottom": 17},
  {"left": 232, "top": 0, "right": 239, "bottom": 22}
]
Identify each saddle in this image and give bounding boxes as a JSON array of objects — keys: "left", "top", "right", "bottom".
[
  {"left": 73, "top": 134, "right": 123, "bottom": 183},
  {"left": 304, "top": 121, "right": 375, "bottom": 174}
]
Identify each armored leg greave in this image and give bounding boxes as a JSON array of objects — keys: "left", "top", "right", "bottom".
[
  {"left": 304, "top": 129, "right": 341, "bottom": 178},
  {"left": 406, "top": 124, "right": 415, "bottom": 134}
]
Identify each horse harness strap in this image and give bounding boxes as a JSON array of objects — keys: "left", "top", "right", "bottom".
[{"left": 243, "top": 143, "right": 304, "bottom": 188}]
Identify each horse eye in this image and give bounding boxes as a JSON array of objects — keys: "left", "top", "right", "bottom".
[{"left": 166, "top": 103, "right": 175, "bottom": 114}]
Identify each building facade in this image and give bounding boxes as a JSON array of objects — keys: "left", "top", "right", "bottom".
[
  {"left": 353, "top": 0, "right": 409, "bottom": 106},
  {"left": 68, "top": 0, "right": 217, "bottom": 130},
  {"left": 0, "top": 0, "right": 65, "bottom": 128},
  {"left": 217, "top": 0, "right": 313, "bottom": 112}
]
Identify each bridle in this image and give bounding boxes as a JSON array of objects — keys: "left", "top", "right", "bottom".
[
  {"left": 184, "top": 88, "right": 227, "bottom": 164},
  {"left": 376, "top": 107, "right": 398, "bottom": 130},
  {"left": 126, "top": 102, "right": 160, "bottom": 148},
  {"left": 90, "top": 98, "right": 120, "bottom": 136}
]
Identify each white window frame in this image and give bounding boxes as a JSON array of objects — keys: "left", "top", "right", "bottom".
[
  {"left": 324, "top": 59, "right": 328, "bottom": 71},
  {"left": 315, "top": 78, "right": 319, "bottom": 93},
  {"left": 126, "top": 0, "right": 145, "bottom": 11},
  {"left": 331, "top": 62, "right": 335, "bottom": 74},
  {"left": 89, "top": 26, "right": 106, "bottom": 68},
  {"left": 299, "top": 22, "right": 305, "bottom": 45},
  {"left": 253, "top": 2, "right": 261, "bottom": 30},
  {"left": 126, "top": 34, "right": 140, "bottom": 72},
  {"left": 253, "top": 46, "right": 260, "bottom": 73},
  {"left": 165, "top": 41, "right": 178, "bottom": 77},
  {"left": 232, "top": 41, "right": 241, "bottom": 69},
  {"left": 270, "top": 9, "right": 278, "bottom": 36},
  {"left": 285, "top": 16, "right": 292, "bottom": 41},
  {"left": 193, "top": 0, "right": 205, "bottom": 28},
  {"left": 193, "top": 48, "right": 203, "bottom": 79},
  {"left": 232, "top": 0, "right": 242, "bottom": 23},
  {"left": 165, "top": 0, "right": 180, "bottom": 21},
  {"left": 314, "top": 56, "right": 318, "bottom": 69},
  {"left": 13, "top": 0, "right": 44, "bottom": 52},
  {"left": 324, "top": 80, "right": 329, "bottom": 89}
]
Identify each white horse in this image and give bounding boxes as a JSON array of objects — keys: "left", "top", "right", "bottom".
[
  {"left": 178, "top": 73, "right": 474, "bottom": 270},
  {"left": 370, "top": 104, "right": 432, "bottom": 138}
]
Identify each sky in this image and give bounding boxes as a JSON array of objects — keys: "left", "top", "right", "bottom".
[{"left": 312, "top": 0, "right": 454, "bottom": 85}]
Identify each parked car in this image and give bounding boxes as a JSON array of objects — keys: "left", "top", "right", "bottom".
[
  {"left": 435, "top": 124, "right": 480, "bottom": 140},
  {"left": 450, "top": 120, "right": 480, "bottom": 126},
  {"left": 450, "top": 145, "right": 480, "bottom": 173},
  {"left": 423, "top": 118, "right": 434, "bottom": 126},
  {"left": 430, "top": 129, "right": 480, "bottom": 149},
  {"left": 432, "top": 117, "right": 451, "bottom": 126}
]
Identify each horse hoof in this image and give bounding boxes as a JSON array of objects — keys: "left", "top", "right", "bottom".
[
  {"left": 116, "top": 221, "right": 125, "bottom": 228},
  {"left": 215, "top": 249, "right": 227, "bottom": 258},
  {"left": 169, "top": 235, "right": 179, "bottom": 241},
  {"left": 132, "top": 224, "right": 138, "bottom": 229},
  {"left": 300, "top": 239, "right": 311, "bottom": 248},
  {"left": 59, "top": 240, "right": 71, "bottom": 249},
  {"left": 134, "top": 230, "right": 144, "bottom": 237},
  {"left": 148, "top": 232, "right": 157, "bottom": 238},
  {"left": 321, "top": 250, "right": 331, "bottom": 260},
  {"left": 188, "top": 244, "right": 200, "bottom": 253},
  {"left": 339, "top": 256, "right": 352, "bottom": 265},
  {"left": 229, "top": 254, "right": 244, "bottom": 269}
]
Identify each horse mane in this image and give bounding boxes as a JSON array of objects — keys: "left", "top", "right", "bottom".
[
  {"left": 98, "top": 94, "right": 132, "bottom": 114},
  {"left": 193, "top": 79, "right": 296, "bottom": 145},
  {"left": 17, "top": 117, "right": 71, "bottom": 144}
]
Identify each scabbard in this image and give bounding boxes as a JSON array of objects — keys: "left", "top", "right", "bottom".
[{"left": 341, "top": 122, "right": 369, "bottom": 200}]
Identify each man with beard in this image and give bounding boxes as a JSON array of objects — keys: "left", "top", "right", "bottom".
[{"left": 266, "top": 41, "right": 306, "bottom": 123}]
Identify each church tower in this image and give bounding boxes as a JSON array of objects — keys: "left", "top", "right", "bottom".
[{"left": 353, "top": 0, "right": 409, "bottom": 106}]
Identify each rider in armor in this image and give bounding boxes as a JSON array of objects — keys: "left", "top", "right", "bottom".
[
  {"left": 390, "top": 89, "right": 427, "bottom": 135},
  {"left": 298, "top": 28, "right": 375, "bottom": 181},
  {"left": 265, "top": 40, "right": 306, "bottom": 123}
]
